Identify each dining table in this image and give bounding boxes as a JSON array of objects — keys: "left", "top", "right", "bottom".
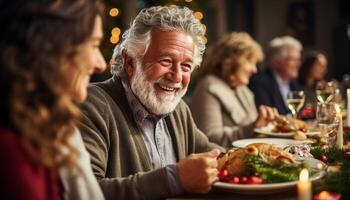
[{"left": 167, "top": 188, "right": 297, "bottom": 200}]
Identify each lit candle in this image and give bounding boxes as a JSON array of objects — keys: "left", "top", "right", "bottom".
[
  {"left": 298, "top": 168, "right": 311, "bottom": 200},
  {"left": 346, "top": 89, "right": 350, "bottom": 126},
  {"left": 335, "top": 104, "right": 343, "bottom": 148},
  {"left": 313, "top": 191, "right": 341, "bottom": 200}
]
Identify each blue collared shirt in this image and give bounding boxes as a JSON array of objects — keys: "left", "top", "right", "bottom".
[{"left": 118, "top": 73, "right": 184, "bottom": 195}]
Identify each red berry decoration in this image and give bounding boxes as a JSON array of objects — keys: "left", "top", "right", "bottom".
[
  {"left": 320, "top": 155, "right": 328, "bottom": 162},
  {"left": 345, "top": 151, "right": 350, "bottom": 159},
  {"left": 344, "top": 126, "right": 350, "bottom": 132},
  {"left": 218, "top": 169, "right": 228, "bottom": 180}
]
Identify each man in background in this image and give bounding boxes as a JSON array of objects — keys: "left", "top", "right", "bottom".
[{"left": 249, "top": 36, "right": 303, "bottom": 115}]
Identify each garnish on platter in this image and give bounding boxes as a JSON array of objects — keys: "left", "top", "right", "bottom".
[{"left": 217, "top": 143, "right": 315, "bottom": 184}]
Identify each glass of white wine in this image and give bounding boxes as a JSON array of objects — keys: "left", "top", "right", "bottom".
[
  {"left": 287, "top": 90, "right": 305, "bottom": 118},
  {"left": 316, "top": 81, "right": 334, "bottom": 103}
]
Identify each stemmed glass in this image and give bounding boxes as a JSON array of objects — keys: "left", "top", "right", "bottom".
[
  {"left": 287, "top": 90, "right": 305, "bottom": 118},
  {"left": 316, "top": 81, "right": 334, "bottom": 103}
]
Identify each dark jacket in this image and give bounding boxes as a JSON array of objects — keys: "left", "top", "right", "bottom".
[{"left": 249, "top": 69, "right": 301, "bottom": 115}]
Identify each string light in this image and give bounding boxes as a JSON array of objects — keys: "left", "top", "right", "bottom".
[
  {"left": 185, "top": 0, "right": 192, "bottom": 2},
  {"left": 111, "top": 27, "right": 121, "bottom": 36},
  {"left": 110, "top": 35, "right": 119, "bottom": 44},
  {"left": 194, "top": 11, "right": 203, "bottom": 20},
  {"left": 109, "top": 8, "right": 119, "bottom": 17},
  {"left": 169, "top": 4, "right": 177, "bottom": 7}
]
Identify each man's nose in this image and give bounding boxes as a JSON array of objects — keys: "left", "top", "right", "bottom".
[{"left": 167, "top": 63, "right": 182, "bottom": 82}]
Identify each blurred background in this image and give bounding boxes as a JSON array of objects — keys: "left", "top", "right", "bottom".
[{"left": 94, "top": 0, "right": 350, "bottom": 86}]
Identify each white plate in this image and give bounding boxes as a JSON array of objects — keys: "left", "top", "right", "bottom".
[
  {"left": 213, "top": 158, "right": 325, "bottom": 194},
  {"left": 254, "top": 126, "right": 320, "bottom": 138},
  {"left": 232, "top": 138, "right": 305, "bottom": 148}
]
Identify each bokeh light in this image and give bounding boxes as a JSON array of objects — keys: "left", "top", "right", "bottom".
[{"left": 109, "top": 8, "right": 119, "bottom": 17}]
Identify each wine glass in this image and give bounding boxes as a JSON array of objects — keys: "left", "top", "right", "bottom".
[
  {"left": 287, "top": 90, "right": 305, "bottom": 118},
  {"left": 316, "top": 81, "right": 334, "bottom": 103},
  {"left": 316, "top": 102, "right": 339, "bottom": 147}
]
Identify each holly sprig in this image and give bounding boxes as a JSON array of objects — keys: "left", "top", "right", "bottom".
[{"left": 310, "top": 145, "right": 350, "bottom": 197}]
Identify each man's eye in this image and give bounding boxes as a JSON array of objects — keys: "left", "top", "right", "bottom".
[
  {"left": 160, "top": 60, "right": 172, "bottom": 65},
  {"left": 182, "top": 64, "right": 192, "bottom": 72}
]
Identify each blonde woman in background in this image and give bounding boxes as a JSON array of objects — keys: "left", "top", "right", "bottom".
[{"left": 190, "top": 32, "right": 278, "bottom": 148}]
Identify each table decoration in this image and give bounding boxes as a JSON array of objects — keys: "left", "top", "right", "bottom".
[{"left": 298, "top": 168, "right": 312, "bottom": 200}]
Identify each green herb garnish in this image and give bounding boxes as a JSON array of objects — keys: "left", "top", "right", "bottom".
[{"left": 244, "top": 155, "right": 305, "bottom": 183}]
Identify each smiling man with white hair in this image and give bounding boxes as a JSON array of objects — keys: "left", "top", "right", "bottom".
[
  {"left": 249, "top": 36, "right": 303, "bottom": 115},
  {"left": 78, "top": 6, "right": 223, "bottom": 200}
]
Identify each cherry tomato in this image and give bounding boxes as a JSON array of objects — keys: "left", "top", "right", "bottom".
[
  {"left": 218, "top": 169, "right": 228, "bottom": 180},
  {"left": 229, "top": 176, "right": 240, "bottom": 184},
  {"left": 247, "top": 176, "right": 263, "bottom": 184},
  {"left": 240, "top": 177, "right": 248, "bottom": 184}
]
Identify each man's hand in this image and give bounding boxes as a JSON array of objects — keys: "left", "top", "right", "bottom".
[
  {"left": 177, "top": 149, "right": 220, "bottom": 193},
  {"left": 254, "top": 105, "right": 279, "bottom": 128}
]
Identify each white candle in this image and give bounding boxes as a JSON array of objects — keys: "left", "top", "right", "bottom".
[
  {"left": 346, "top": 89, "right": 350, "bottom": 126},
  {"left": 298, "top": 168, "right": 311, "bottom": 200},
  {"left": 336, "top": 104, "right": 344, "bottom": 148}
]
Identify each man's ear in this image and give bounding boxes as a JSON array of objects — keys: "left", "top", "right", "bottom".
[{"left": 122, "top": 51, "right": 134, "bottom": 79}]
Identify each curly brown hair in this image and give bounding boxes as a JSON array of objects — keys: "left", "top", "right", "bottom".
[
  {"left": 199, "top": 32, "right": 263, "bottom": 82},
  {"left": 0, "top": 0, "right": 104, "bottom": 170}
]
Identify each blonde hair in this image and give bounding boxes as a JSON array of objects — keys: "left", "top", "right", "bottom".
[{"left": 200, "top": 32, "right": 263, "bottom": 81}]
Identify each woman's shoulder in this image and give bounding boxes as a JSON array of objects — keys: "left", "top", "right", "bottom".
[
  {"left": 195, "top": 75, "right": 231, "bottom": 92},
  {"left": 0, "top": 128, "right": 23, "bottom": 157},
  {"left": 0, "top": 128, "right": 60, "bottom": 199},
  {"left": 0, "top": 128, "right": 40, "bottom": 172}
]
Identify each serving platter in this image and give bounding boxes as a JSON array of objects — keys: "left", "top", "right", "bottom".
[{"left": 213, "top": 158, "right": 325, "bottom": 194}]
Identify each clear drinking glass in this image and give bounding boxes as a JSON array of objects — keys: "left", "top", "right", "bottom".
[
  {"left": 287, "top": 90, "right": 305, "bottom": 118},
  {"left": 316, "top": 81, "right": 334, "bottom": 103},
  {"left": 316, "top": 102, "right": 339, "bottom": 147}
]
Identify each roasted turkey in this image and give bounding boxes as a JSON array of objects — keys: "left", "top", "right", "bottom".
[{"left": 217, "top": 143, "right": 296, "bottom": 176}]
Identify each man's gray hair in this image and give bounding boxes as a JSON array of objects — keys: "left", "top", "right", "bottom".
[
  {"left": 268, "top": 36, "right": 302, "bottom": 61},
  {"left": 110, "top": 6, "right": 206, "bottom": 75}
]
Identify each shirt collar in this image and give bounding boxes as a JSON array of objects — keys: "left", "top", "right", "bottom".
[{"left": 273, "top": 70, "right": 290, "bottom": 87}]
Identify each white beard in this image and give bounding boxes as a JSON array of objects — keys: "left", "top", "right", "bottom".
[{"left": 130, "top": 63, "right": 186, "bottom": 115}]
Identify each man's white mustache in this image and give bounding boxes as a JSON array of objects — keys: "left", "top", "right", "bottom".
[{"left": 156, "top": 79, "right": 183, "bottom": 89}]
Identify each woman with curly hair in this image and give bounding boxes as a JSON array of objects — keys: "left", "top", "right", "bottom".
[
  {"left": 0, "top": 0, "right": 106, "bottom": 199},
  {"left": 190, "top": 32, "right": 278, "bottom": 148}
]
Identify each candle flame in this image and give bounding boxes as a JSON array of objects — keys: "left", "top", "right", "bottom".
[
  {"left": 319, "top": 191, "right": 330, "bottom": 199},
  {"left": 299, "top": 168, "right": 309, "bottom": 181}
]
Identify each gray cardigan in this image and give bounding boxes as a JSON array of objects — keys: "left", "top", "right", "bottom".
[
  {"left": 78, "top": 76, "right": 222, "bottom": 200},
  {"left": 190, "top": 75, "right": 258, "bottom": 148}
]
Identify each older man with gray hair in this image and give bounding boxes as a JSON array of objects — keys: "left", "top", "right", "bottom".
[
  {"left": 249, "top": 36, "right": 303, "bottom": 115},
  {"left": 78, "top": 6, "right": 223, "bottom": 200}
]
